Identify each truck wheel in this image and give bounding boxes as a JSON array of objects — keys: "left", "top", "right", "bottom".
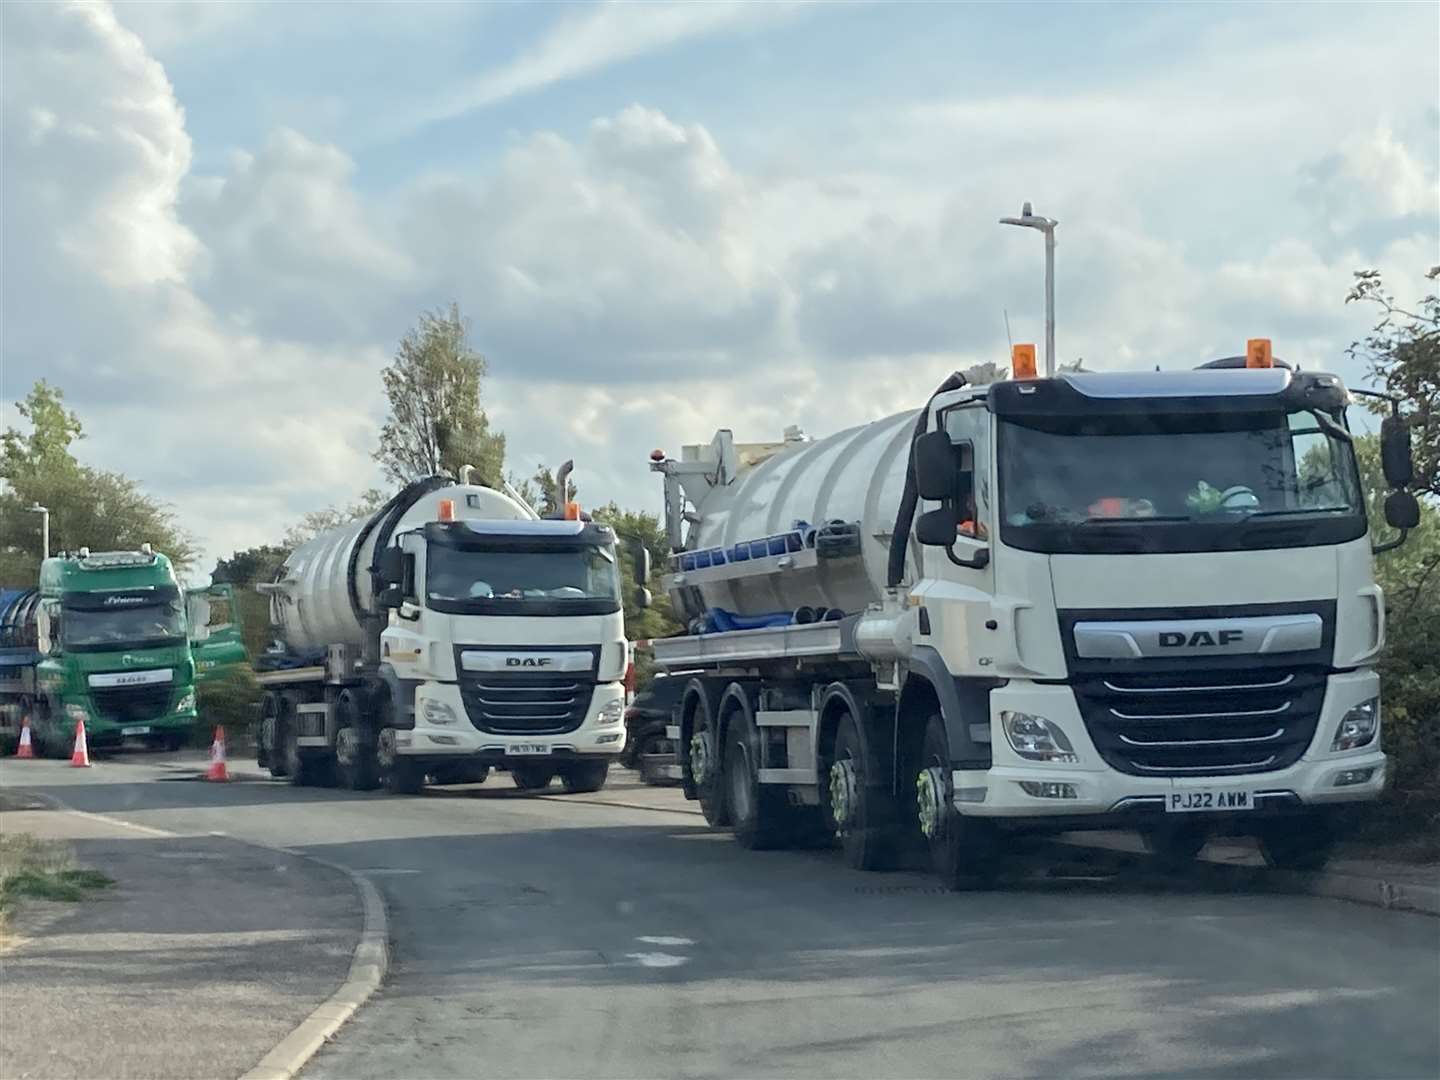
[
  {"left": 826, "top": 712, "right": 897, "bottom": 871},
  {"left": 510, "top": 764, "right": 556, "bottom": 792},
  {"left": 724, "top": 709, "right": 787, "bottom": 850},
  {"left": 260, "top": 693, "right": 289, "bottom": 777},
  {"left": 35, "top": 700, "right": 67, "bottom": 759},
  {"left": 336, "top": 728, "right": 380, "bottom": 791},
  {"left": 559, "top": 760, "right": 609, "bottom": 794},
  {"left": 918, "top": 714, "right": 999, "bottom": 890},
  {"left": 334, "top": 693, "right": 380, "bottom": 791},
  {"left": 690, "top": 716, "right": 730, "bottom": 827},
  {"left": 375, "top": 728, "right": 424, "bottom": 794},
  {"left": 1142, "top": 823, "right": 1208, "bottom": 868},
  {"left": 1257, "top": 819, "right": 1336, "bottom": 872},
  {"left": 283, "top": 725, "right": 317, "bottom": 787}
]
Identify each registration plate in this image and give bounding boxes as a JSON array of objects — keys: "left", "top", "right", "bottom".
[
  {"left": 508, "top": 744, "right": 552, "bottom": 757},
  {"left": 121, "top": 726, "right": 152, "bottom": 737},
  {"left": 1166, "top": 789, "right": 1255, "bottom": 813}
]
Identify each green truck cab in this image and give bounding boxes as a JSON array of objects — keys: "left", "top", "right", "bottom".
[
  {"left": 187, "top": 583, "right": 250, "bottom": 683},
  {"left": 32, "top": 548, "right": 199, "bottom": 753}
]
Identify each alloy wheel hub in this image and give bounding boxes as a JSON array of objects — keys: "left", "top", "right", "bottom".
[
  {"left": 690, "top": 731, "right": 713, "bottom": 785},
  {"left": 829, "top": 758, "right": 858, "bottom": 828},
  {"left": 917, "top": 766, "right": 948, "bottom": 840}
]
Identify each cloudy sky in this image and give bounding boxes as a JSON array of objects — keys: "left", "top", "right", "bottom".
[{"left": 2, "top": 0, "right": 1437, "bottom": 577}]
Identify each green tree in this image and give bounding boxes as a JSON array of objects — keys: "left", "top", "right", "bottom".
[
  {"left": 591, "top": 503, "right": 683, "bottom": 685},
  {"left": 281, "top": 488, "right": 390, "bottom": 549},
  {"left": 1354, "top": 435, "right": 1440, "bottom": 848},
  {"left": 0, "top": 381, "right": 196, "bottom": 584},
  {"left": 1347, "top": 266, "right": 1439, "bottom": 497},
  {"left": 374, "top": 304, "right": 505, "bottom": 487}
]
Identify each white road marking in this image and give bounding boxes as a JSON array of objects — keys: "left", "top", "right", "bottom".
[
  {"left": 625, "top": 952, "right": 688, "bottom": 968},
  {"left": 637, "top": 935, "right": 695, "bottom": 946}
]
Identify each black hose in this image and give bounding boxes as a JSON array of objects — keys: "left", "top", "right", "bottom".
[
  {"left": 347, "top": 474, "right": 451, "bottom": 624},
  {"left": 886, "top": 372, "right": 968, "bottom": 587}
]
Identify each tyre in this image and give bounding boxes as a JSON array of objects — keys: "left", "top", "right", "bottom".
[
  {"left": 826, "top": 711, "right": 898, "bottom": 871},
  {"left": 375, "top": 727, "right": 424, "bottom": 794},
  {"left": 689, "top": 700, "right": 730, "bottom": 827},
  {"left": 559, "top": 760, "right": 610, "bottom": 794},
  {"left": 283, "top": 723, "right": 322, "bottom": 787},
  {"left": 334, "top": 693, "right": 380, "bottom": 791},
  {"left": 918, "top": 714, "right": 999, "bottom": 890},
  {"left": 724, "top": 706, "right": 789, "bottom": 850},
  {"left": 35, "top": 700, "right": 68, "bottom": 759},
  {"left": 1142, "top": 823, "right": 1208, "bottom": 868},
  {"left": 510, "top": 763, "right": 556, "bottom": 792},
  {"left": 1257, "top": 818, "right": 1337, "bottom": 872},
  {"left": 259, "top": 692, "right": 289, "bottom": 778}
]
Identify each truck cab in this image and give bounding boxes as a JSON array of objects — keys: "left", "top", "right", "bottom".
[
  {"left": 903, "top": 365, "right": 1394, "bottom": 862},
  {"left": 377, "top": 517, "right": 631, "bottom": 789},
  {"left": 32, "top": 549, "right": 199, "bottom": 753}
]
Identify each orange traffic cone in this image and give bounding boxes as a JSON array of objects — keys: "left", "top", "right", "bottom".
[
  {"left": 70, "top": 718, "right": 91, "bottom": 768},
  {"left": 206, "top": 726, "right": 230, "bottom": 782},
  {"left": 15, "top": 715, "right": 35, "bottom": 759}
]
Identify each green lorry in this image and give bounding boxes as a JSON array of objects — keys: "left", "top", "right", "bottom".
[{"left": 29, "top": 547, "right": 201, "bottom": 753}]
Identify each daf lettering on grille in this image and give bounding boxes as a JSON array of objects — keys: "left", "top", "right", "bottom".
[
  {"left": 505, "top": 657, "right": 553, "bottom": 668},
  {"left": 1158, "top": 629, "right": 1245, "bottom": 648}
]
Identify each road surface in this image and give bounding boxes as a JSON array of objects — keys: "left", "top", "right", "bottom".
[{"left": 3, "top": 755, "right": 1436, "bottom": 1079}]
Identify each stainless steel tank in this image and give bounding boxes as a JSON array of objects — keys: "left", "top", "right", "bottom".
[
  {"left": 684, "top": 410, "right": 920, "bottom": 616},
  {"left": 272, "top": 484, "right": 533, "bottom": 653}
]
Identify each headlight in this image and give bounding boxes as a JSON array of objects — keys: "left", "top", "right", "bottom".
[
  {"left": 176, "top": 691, "right": 196, "bottom": 713},
  {"left": 1001, "top": 711, "right": 1078, "bottom": 763},
  {"left": 597, "top": 698, "right": 625, "bottom": 726},
  {"left": 1331, "top": 697, "right": 1379, "bottom": 752},
  {"left": 422, "top": 699, "right": 458, "bottom": 726}
]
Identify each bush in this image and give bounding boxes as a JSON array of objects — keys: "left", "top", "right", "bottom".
[{"left": 195, "top": 666, "right": 262, "bottom": 746}]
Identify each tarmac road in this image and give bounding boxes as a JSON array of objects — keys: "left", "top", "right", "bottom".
[{"left": 3, "top": 754, "right": 1436, "bottom": 1080}]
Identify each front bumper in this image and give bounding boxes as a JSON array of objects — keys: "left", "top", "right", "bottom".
[
  {"left": 958, "top": 670, "right": 1386, "bottom": 819},
  {"left": 400, "top": 680, "right": 627, "bottom": 759}
]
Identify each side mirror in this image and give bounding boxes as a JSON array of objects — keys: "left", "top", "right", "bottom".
[
  {"left": 916, "top": 505, "right": 960, "bottom": 546},
  {"left": 914, "top": 431, "right": 959, "bottom": 501},
  {"left": 376, "top": 584, "right": 404, "bottom": 609},
  {"left": 1380, "top": 415, "right": 1414, "bottom": 489},
  {"left": 633, "top": 586, "right": 653, "bottom": 610},
  {"left": 631, "top": 543, "right": 652, "bottom": 586},
  {"left": 1384, "top": 490, "right": 1421, "bottom": 530},
  {"left": 377, "top": 547, "right": 405, "bottom": 586}
]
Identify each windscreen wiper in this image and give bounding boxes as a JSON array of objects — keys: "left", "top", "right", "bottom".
[
  {"left": 1079, "top": 515, "right": 1191, "bottom": 525},
  {"left": 1236, "top": 507, "right": 1349, "bottom": 522}
]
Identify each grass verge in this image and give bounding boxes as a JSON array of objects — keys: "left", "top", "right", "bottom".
[{"left": 0, "top": 833, "right": 113, "bottom": 917}]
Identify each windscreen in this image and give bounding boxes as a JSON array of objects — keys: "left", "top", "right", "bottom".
[
  {"left": 426, "top": 543, "right": 622, "bottom": 616},
  {"left": 61, "top": 588, "right": 187, "bottom": 651},
  {"left": 998, "top": 408, "right": 1366, "bottom": 553}
]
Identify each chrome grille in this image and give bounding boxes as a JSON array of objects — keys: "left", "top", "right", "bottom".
[
  {"left": 1074, "top": 668, "right": 1325, "bottom": 777},
  {"left": 458, "top": 672, "right": 594, "bottom": 735}
]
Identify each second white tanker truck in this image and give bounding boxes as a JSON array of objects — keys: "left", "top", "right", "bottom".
[
  {"left": 254, "top": 469, "right": 646, "bottom": 794},
  {"left": 647, "top": 341, "right": 1420, "bottom": 885}
]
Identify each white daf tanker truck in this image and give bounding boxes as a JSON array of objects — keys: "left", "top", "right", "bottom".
[
  {"left": 254, "top": 468, "right": 646, "bottom": 794},
  {"left": 648, "top": 342, "right": 1421, "bottom": 885}
]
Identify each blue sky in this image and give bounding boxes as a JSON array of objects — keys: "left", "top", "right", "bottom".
[{"left": 3, "top": 0, "right": 1437, "bottom": 572}]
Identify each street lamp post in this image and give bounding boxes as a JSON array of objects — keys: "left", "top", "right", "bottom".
[
  {"left": 999, "top": 203, "right": 1059, "bottom": 377},
  {"left": 29, "top": 504, "right": 49, "bottom": 560}
]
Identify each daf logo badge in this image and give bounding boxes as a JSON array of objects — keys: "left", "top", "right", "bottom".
[
  {"left": 1159, "top": 629, "right": 1245, "bottom": 648},
  {"left": 505, "top": 657, "right": 553, "bottom": 668}
]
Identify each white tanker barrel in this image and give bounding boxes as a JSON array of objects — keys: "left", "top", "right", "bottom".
[
  {"left": 681, "top": 409, "right": 922, "bottom": 618},
  {"left": 269, "top": 482, "right": 534, "bottom": 655}
]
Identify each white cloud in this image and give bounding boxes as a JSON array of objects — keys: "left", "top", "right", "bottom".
[
  {"left": 391, "top": 1, "right": 805, "bottom": 137},
  {"left": 3, "top": 0, "right": 1436, "bottom": 576}
]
